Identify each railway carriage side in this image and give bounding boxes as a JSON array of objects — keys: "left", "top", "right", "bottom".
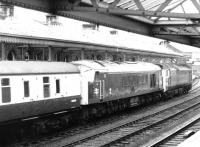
[{"left": 0, "top": 61, "right": 81, "bottom": 124}]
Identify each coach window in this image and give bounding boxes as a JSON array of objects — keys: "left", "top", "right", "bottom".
[
  {"left": 24, "top": 81, "right": 30, "bottom": 97},
  {"left": 56, "top": 79, "right": 60, "bottom": 93},
  {"left": 43, "top": 77, "right": 50, "bottom": 98},
  {"left": 1, "top": 78, "right": 11, "bottom": 103}
]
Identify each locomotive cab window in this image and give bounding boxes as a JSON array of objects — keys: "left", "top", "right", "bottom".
[
  {"left": 56, "top": 79, "right": 60, "bottom": 94},
  {"left": 150, "top": 74, "right": 156, "bottom": 88},
  {"left": 1, "top": 78, "right": 11, "bottom": 103},
  {"left": 43, "top": 77, "right": 50, "bottom": 98},
  {"left": 24, "top": 81, "right": 30, "bottom": 97}
]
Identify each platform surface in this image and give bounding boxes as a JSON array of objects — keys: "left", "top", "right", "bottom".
[{"left": 177, "top": 131, "right": 200, "bottom": 147}]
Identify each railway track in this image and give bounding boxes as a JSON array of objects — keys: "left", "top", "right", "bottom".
[
  {"left": 149, "top": 117, "right": 200, "bottom": 147},
  {"left": 21, "top": 88, "right": 199, "bottom": 147},
  {"left": 10, "top": 80, "right": 200, "bottom": 147},
  {"left": 64, "top": 95, "right": 200, "bottom": 147}
]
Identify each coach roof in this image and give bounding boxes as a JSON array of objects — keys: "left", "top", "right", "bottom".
[{"left": 0, "top": 61, "right": 79, "bottom": 75}]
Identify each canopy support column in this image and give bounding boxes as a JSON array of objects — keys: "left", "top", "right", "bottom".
[
  {"left": 48, "top": 46, "right": 53, "bottom": 61},
  {"left": 81, "top": 49, "right": 84, "bottom": 60},
  {"left": 1, "top": 42, "right": 6, "bottom": 60},
  {"left": 123, "top": 54, "right": 126, "bottom": 61},
  {"left": 105, "top": 51, "right": 108, "bottom": 60}
]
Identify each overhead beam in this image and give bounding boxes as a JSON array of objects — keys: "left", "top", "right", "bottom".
[
  {"left": 109, "top": 0, "right": 121, "bottom": 8},
  {"left": 0, "top": 0, "right": 198, "bottom": 47},
  {"left": 2, "top": 0, "right": 200, "bottom": 22},
  {"left": 154, "top": 20, "right": 198, "bottom": 26},
  {"left": 57, "top": 11, "right": 151, "bottom": 35},
  {"left": 154, "top": 0, "right": 187, "bottom": 22},
  {"left": 90, "top": 0, "right": 98, "bottom": 8},
  {"left": 127, "top": 15, "right": 154, "bottom": 24},
  {"left": 191, "top": 0, "right": 200, "bottom": 12},
  {"left": 156, "top": 0, "right": 173, "bottom": 12},
  {"left": 153, "top": 31, "right": 199, "bottom": 36},
  {"left": 0, "top": 0, "right": 151, "bottom": 35},
  {"left": 152, "top": 26, "right": 200, "bottom": 36},
  {"left": 153, "top": 35, "right": 192, "bottom": 45},
  {"left": 0, "top": 0, "right": 51, "bottom": 12},
  {"left": 70, "top": 6, "right": 200, "bottom": 19},
  {"left": 74, "top": 0, "right": 81, "bottom": 6},
  {"left": 133, "top": 0, "right": 144, "bottom": 10}
]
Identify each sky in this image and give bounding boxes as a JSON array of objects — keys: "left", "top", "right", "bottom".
[{"left": 9, "top": 5, "right": 200, "bottom": 53}]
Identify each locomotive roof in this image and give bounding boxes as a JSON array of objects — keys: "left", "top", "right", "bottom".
[
  {"left": 158, "top": 63, "right": 191, "bottom": 71},
  {"left": 72, "top": 60, "right": 161, "bottom": 73},
  {"left": 172, "top": 64, "right": 191, "bottom": 71},
  {"left": 0, "top": 61, "right": 79, "bottom": 75}
]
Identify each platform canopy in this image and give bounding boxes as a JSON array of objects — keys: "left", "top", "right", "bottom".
[{"left": 1, "top": 0, "right": 200, "bottom": 47}]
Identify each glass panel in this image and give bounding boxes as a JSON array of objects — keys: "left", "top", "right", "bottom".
[
  {"left": 56, "top": 79, "right": 60, "bottom": 93},
  {"left": 43, "top": 77, "right": 49, "bottom": 83},
  {"left": 44, "top": 85, "right": 50, "bottom": 98},
  {"left": 1, "top": 78, "right": 9, "bottom": 86},
  {"left": 2, "top": 87, "right": 11, "bottom": 103},
  {"left": 24, "top": 81, "right": 30, "bottom": 97}
]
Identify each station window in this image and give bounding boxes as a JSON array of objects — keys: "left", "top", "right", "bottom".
[
  {"left": 43, "top": 77, "right": 50, "bottom": 98},
  {"left": 56, "top": 79, "right": 60, "bottom": 93},
  {"left": 24, "top": 81, "right": 30, "bottom": 97},
  {"left": 1, "top": 78, "right": 11, "bottom": 103}
]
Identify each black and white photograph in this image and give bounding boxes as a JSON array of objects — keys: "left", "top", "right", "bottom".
[{"left": 0, "top": 0, "right": 200, "bottom": 147}]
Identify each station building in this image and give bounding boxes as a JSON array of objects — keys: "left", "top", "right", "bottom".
[{"left": 0, "top": 15, "right": 183, "bottom": 63}]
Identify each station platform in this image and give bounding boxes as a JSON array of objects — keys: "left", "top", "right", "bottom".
[{"left": 177, "top": 130, "right": 200, "bottom": 147}]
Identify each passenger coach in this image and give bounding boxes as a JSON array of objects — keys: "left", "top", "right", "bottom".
[{"left": 0, "top": 61, "right": 81, "bottom": 123}]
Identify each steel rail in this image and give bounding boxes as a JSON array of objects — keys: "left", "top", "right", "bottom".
[
  {"left": 72, "top": 96, "right": 200, "bottom": 147},
  {"left": 37, "top": 92, "right": 200, "bottom": 147}
]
